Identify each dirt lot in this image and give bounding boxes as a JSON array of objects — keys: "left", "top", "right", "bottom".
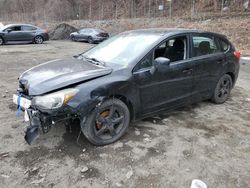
[{"left": 0, "top": 41, "right": 250, "bottom": 188}]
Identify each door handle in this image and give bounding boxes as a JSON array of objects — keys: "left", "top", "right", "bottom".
[
  {"left": 217, "top": 59, "right": 224, "bottom": 64},
  {"left": 182, "top": 68, "right": 193, "bottom": 74}
]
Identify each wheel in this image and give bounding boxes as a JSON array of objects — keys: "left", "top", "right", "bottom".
[
  {"left": 87, "top": 36, "right": 94, "bottom": 44},
  {"left": 212, "top": 74, "right": 233, "bottom": 104},
  {"left": 82, "top": 98, "right": 130, "bottom": 146},
  {"left": 34, "top": 36, "right": 44, "bottom": 44},
  {"left": 0, "top": 37, "right": 4, "bottom": 45},
  {"left": 71, "top": 35, "right": 76, "bottom": 41}
]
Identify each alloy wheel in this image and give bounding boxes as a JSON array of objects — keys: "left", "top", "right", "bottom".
[
  {"left": 34, "top": 36, "right": 43, "bottom": 44},
  {"left": 94, "top": 105, "right": 125, "bottom": 140}
]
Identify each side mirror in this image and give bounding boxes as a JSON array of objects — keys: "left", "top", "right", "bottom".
[
  {"left": 6, "top": 29, "right": 12, "bottom": 33},
  {"left": 150, "top": 57, "right": 170, "bottom": 74}
]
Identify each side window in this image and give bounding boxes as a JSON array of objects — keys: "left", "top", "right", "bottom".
[
  {"left": 22, "top": 26, "right": 36, "bottom": 31},
  {"left": 135, "top": 36, "right": 188, "bottom": 71},
  {"left": 138, "top": 53, "right": 153, "bottom": 70},
  {"left": 79, "top": 29, "right": 86, "bottom": 34},
  {"left": 192, "top": 35, "right": 220, "bottom": 57},
  {"left": 5, "top": 26, "right": 21, "bottom": 32},
  {"left": 12, "top": 26, "right": 21, "bottom": 31},
  {"left": 219, "top": 39, "right": 230, "bottom": 52},
  {"left": 155, "top": 36, "right": 187, "bottom": 63}
]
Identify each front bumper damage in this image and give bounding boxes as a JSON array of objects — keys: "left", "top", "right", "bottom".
[{"left": 24, "top": 109, "right": 53, "bottom": 145}]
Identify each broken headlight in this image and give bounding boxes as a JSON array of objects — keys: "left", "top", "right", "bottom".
[{"left": 32, "top": 88, "right": 79, "bottom": 110}]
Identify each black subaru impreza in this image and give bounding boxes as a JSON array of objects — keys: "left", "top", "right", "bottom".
[{"left": 13, "top": 29, "right": 240, "bottom": 145}]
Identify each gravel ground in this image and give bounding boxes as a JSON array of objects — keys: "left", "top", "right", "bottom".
[{"left": 0, "top": 41, "right": 250, "bottom": 188}]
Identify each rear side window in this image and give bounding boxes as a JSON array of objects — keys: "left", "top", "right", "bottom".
[
  {"left": 192, "top": 35, "right": 220, "bottom": 57},
  {"left": 22, "top": 26, "right": 37, "bottom": 31},
  {"left": 219, "top": 39, "right": 230, "bottom": 52}
]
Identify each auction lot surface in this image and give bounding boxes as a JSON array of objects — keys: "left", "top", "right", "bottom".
[{"left": 0, "top": 41, "right": 250, "bottom": 188}]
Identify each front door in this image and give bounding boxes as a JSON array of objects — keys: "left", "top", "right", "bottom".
[
  {"left": 133, "top": 35, "right": 194, "bottom": 116},
  {"left": 4, "top": 26, "right": 22, "bottom": 42}
]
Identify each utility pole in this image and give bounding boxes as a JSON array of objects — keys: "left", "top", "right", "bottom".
[
  {"left": 89, "top": 0, "right": 92, "bottom": 20},
  {"left": 149, "top": 0, "right": 151, "bottom": 18},
  {"left": 169, "top": 0, "right": 172, "bottom": 18},
  {"left": 221, "top": 0, "right": 224, "bottom": 16},
  {"left": 115, "top": 1, "right": 118, "bottom": 19},
  {"left": 101, "top": 1, "right": 104, "bottom": 20}
]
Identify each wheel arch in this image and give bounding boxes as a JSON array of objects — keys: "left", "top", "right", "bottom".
[
  {"left": 225, "top": 72, "right": 235, "bottom": 85},
  {"left": 0, "top": 35, "right": 5, "bottom": 43},
  {"left": 108, "top": 94, "right": 134, "bottom": 121}
]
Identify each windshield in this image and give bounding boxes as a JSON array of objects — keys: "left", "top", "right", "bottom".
[
  {"left": 83, "top": 32, "right": 162, "bottom": 66},
  {"left": 0, "top": 24, "right": 11, "bottom": 31}
]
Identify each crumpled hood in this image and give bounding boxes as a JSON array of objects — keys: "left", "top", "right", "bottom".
[{"left": 19, "top": 58, "right": 112, "bottom": 96}]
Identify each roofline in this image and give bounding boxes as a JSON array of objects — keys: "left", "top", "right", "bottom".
[{"left": 123, "top": 28, "right": 227, "bottom": 39}]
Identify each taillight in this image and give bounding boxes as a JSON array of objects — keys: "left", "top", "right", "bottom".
[{"left": 234, "top": 51, "right": 241, "bottom": 62}]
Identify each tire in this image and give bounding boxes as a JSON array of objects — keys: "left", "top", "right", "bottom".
[
  {"left": 87, "top": 36, "right": 94, "bottom": 44},
  {"left": 212, "top": 74, "right": 233, "bottom": 104},
  {"left": 82, "top": 98, "right": 130, "bottom": 146},
  {"left": 71, "top": 35, "right": 76, "bottom": 41},
  {"left": 34, "top": 35, "right": 44, "bottom": 44},
  {"left": 0, "top": 37, "right": 4, "bottom": 45}
]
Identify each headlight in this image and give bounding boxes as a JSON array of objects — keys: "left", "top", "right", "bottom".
[{"left": 32, "top": 88, "right": 79, "bottom": 110}]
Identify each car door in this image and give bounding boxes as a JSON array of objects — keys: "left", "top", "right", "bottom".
[
  {"left": 4, "top": 26, "right": 22, "bottom": 42},
  {"left": 21, "top": 25, "right": 37, "bottom": 41},
  {"left": 78, "top": 29, "right": 88, "bottom": 40},
  {"left": 190, "top": 33, "right": 226, "bottom": 102},
  {"left": 133, "top": 34, "right": 194, "bottom": 115}
]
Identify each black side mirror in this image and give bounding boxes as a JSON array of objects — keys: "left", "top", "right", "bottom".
[
  {"left": 150, "top": 57, "right": 170, "bottom": 74},
  {"left": 6, "top": 29, "right": 12, "bottom": 33}
]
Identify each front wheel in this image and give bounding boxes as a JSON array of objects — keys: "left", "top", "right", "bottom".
[
  {"left": 212, "top": 74, "right": 233, "bottom": 104},
  {"left": 0, "top": 37, "right": 4, "bottom": 45},
  {"left": 71, "top": 35, "right": 76, "bottom": 41},
  {"left": 34, "top": 36, "right": 44, "bottom": 44},
  {"left": 82, "top": 98, "right": 130, "bottom": 146}
]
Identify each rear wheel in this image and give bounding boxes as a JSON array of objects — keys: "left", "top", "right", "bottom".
[
  {"left": 34, "top": 36, "right": 44, "bottom": 44},
  {"left": 87, "top": 36, "right": 94, "bottom": 44},
  {"left": 82, "top": 98, "right": 130, "bottom": 146},
  {"left": 0, "top": 37, "right": 4, "bottom": 45},
  {"left": 212, "top": 74, "right": 233, "bottom": 104}
]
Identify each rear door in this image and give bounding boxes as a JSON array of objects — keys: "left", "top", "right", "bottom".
[
  {"left": 21, "top": 25, "right": 37, "bottom": 41},
  {"left": 190, "top": 33, "right": 226, "bottom": 101},
  {"left": 133, "top": 34, "right": 195, "bottom": 115}
]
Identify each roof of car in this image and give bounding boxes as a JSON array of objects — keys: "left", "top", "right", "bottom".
[
  {"left": 3, "top": 24, "right": 38, "bottom": 28},
  {"left": 125, "top": 28, "right": 226, "bottom": 38}
]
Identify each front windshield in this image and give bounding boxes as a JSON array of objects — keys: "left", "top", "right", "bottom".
[
  {"left": 83, "top": 32, "right": 162, "bottom": 66},
  {"left": 0, "top": 24, "right": 10, "bottom": 31}
]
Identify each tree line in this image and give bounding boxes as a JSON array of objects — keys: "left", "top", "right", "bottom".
[{"left": 0, "top": 0, "right": 248, "bottom": 22}]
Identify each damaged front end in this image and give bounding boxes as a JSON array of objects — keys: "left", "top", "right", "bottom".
[
  {"left": 14, "top": 85, "right": 82, "bottom": 144},
  {"left": 24, "top": 109, "right": 57, "bottom": 145},
  {"left": 24, "top": 109, "right": 41, "bottom": 144}
]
